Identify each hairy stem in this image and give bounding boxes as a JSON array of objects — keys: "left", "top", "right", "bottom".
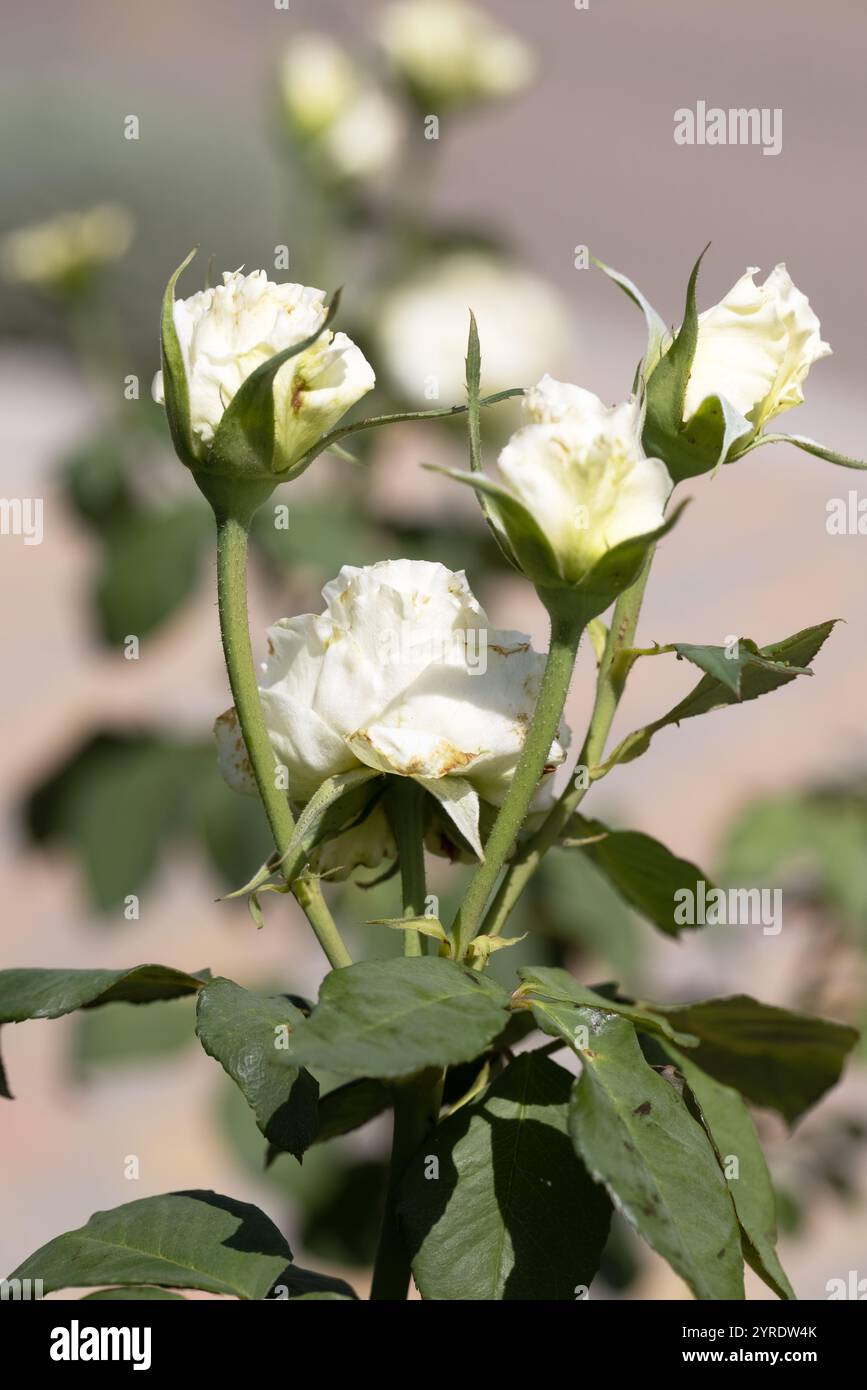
[
  {"left": 215, "top": 512, "right": 352, "bottom": 970},
  {"left": 482, "top": 554, "right": 654, "bottom": 939},
  {"left": 451, "top": 603, "right": 585, "bottom": 957}
]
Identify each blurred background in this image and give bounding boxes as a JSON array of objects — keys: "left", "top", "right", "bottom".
[{"left": 2, "top": 0, "right": 866, "bottom": 1299}]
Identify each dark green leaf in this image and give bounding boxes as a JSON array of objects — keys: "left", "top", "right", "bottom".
[
  {"left": 314, "top": 1078, "right": 393, "bottom": 1146},
  {"left": 400, "top": 1052, "right": 612, "bottom": 1300},
  {"left": 598, "top": 621, "right": 837, "bottom": 774},
  {"left": 288, "top": 957, "right": 510, "bottom": 1078},
  {"left": 560, "top": 814, "right": 712, "bottom": 937},
  {"left": 0, "top": 964, "right": 208, "bottom": 1021},
  {"left": 666, "top": 1046, "right": 795, "bottom": 1300},
  {"left": 568, "top": 1012, "right": 744, "bottom": 1299},
  {"left": 268, "top": 1265, "right": 358, "bottom": 1300},
  {"left": 196, "top": 979, "right": 319, "bottom": 1161},
  {"left": 655, "top": 996, "right": 859, "bottom": 1125},
  {"left": 673, "top": 639, "right": 811, "bottom": 698},
  {"left": 518, "top": 966, "right": 697, "bottom": 1046},
  {"left": 9, "top": 1190, "right": 292, "bottom": 1298}
]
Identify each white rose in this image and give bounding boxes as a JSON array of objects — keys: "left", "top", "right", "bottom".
[
  {"left": 152, "top": 269, "right": 375, "bottom": 468},
  {"left": 215, "top": 559, "right": 569, "bottom": 866},
  {"left": 683, "top": 264, "right": 831, "bottom": 429},
  {"left": 1, "top": 204, "right": 133, "bottom": 290},
  {"left": 321, "top": 88, "right": 404, "bottom": 182},
  {"left": 378, "top": 0, "right": 534, "bottom": 108},
  {"left": 376, "top": 253, "right": 571, "bottom": 406},
  {"left": 279, "top": 34, "right": 358, "bottom": 138},
  {"left": 496, "top": 376, "right": 673, "bottom": 585}
]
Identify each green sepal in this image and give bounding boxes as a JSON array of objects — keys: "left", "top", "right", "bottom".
[
  {"left": 159, "top": 248, "right": 199, "bottom": 471},
  {"left": 207, "top": 289, "right": 342, "bottom": 482},
  {"left": 593, "top": 255, "right": 670, "bottom": 380}
]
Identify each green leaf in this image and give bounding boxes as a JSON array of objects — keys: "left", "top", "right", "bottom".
[
  {"left": 268, "top": 1266, "right": 358, "bottom": 1300},
  {"left": 653, "top": 995, "right": 859, "bottom": 1125},
  {"left": 287, "top": 957, "right": 511, "bottom": 1078},
  {"left": 400, "top": 1052, "right": 611, "bottom": 1300},
  {"left": 73, "top": 999, "right": 197, "bottom": 1076},
  {"left": 517, "top": 966, "right": 698, "bottom": 1047},
  {"left": 560, "top": 813, "right": 713, "bottom": 937},
  {"left": 195, "top": 979, "right": 319, "bottom": 1161},
  {"left": 0, "top": 964, "right": 208, "bottom": 1021},
  {"left": 666, "top": 1046, "right": 795, "bottom": 1300},
  {"left": 597, "top": 621, "right": 837, "bottom": 775},
  {"left": 314, "top": 1078, "right": 393, "bottom": 1145},
  {"left": 81, "top": 1286, "right": 186, "bottom": 1300},
  {"left": 9, "top": 1190, "right": 293, "bottom": 1298},
  {"left": 568, "top": 1012, "right": 744, "bottom": 1299},
  {"left": 673, "top": 639, "right": 811, "bottom": 698},
  {"left": 208, "top": 292, "right": 342, "bottom": 479},
  {"left": 160, "top": 249, "right": 198, "bottom": 470},
  {"left": 95, "top": 504, "right": 211, "bottom": 643},
  {"left": 424, "top": 463, "right": 563, "bottom": 589},
  {"left": 0, "top": 964, "right": 209, "bottom": 1098}
]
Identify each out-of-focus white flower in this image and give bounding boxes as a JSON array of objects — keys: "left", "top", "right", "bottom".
[
  {"left": 1, "top": 204, "right": 133, "bottom": 291},
  {"left": 376, "top": 252, "right": 571, "bottom": 406},
  {"left": 216, "top": 559, "right": 569, "bottom": 868},
  {"left": 496, "top": 376, "right": 672, "bottom": 585},
  {"left": 280, "top": 35, "right": 404, "bottom": 183},
  {"left": 279, "top": 33, "right": 357, "bottom": 138},
  {"left": 683, "top": 264, "right": 831, "bottom": 429},
  {"left": 321, "top": 88, "right": 404, "bottom": 181},
  {"left": 379, "top": 0, "right": 534, "bottom": 108},
  {"left": 152, "top": 268, "right": 375, "bottom": 469}
]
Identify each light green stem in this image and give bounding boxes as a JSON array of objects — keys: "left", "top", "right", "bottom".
[
  {"left": 371, "top": 780, "right": 442, "bottom": 1300},
  {"left": 451, "top": 603, "right": 585, "bottom": 957},
  {"left": 482, "top": 554, "right": 654, "bottom": 939},
  {"left": 215, "top": 512, "right": 352, "bottom": 970}
]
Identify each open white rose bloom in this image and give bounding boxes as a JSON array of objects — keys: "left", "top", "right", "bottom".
[
  {"left": 216, "top": 560, "right": 569, "bottom": 873},
  {"left": 683, "top": 263, "right": 831, "bottom": 429},
  {"left": 378, "top": 0, "right": 534, "bottom": 108},
  {"left": 496, "top": 376, "right": 673, "bottom": 585},
  {"left": 152, "top": 268, "right": 375, "bottom": 469}
]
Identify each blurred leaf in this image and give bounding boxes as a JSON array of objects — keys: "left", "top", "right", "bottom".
[
  {"left": 300, "top": 1160, "right": 388, "bottom": 1267},
  {"left": 24, "top": 733, "right": 215, "bottom": 912},
  {"left": 251, "top": 494, "right": 386, "bottom": 577},
  {"left": 72, "top": 998, "right": 197, "bottom": 1077},
  {"left": 521, "top": 850, "right": 639, "bottom": 973},
  {"left": 313, "top": 1078, "right": 393, "bottom": 1147},
  {"left": 62, "top": 432, "right": 134, "bottom": 530},
  {"left": 94, "top": 503, "right": 211, "bottom": 644}
]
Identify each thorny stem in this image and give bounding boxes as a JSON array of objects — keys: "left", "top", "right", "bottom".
[{"left": 215, "top": 512, "right": 352, "bottom": 970}]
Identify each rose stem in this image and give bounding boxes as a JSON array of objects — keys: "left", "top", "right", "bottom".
[
  {"left": 450, "top": 601, "right": 585, "bottom": 959},
  {"left": 371, "top": 779, "right": 443, "bottom": 1301},
  {"left": 215, "top": 510, "right": 352, "bottom": 970},
  {"left": 481, "top": 552, "right": 654, "bottom": 940}
]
